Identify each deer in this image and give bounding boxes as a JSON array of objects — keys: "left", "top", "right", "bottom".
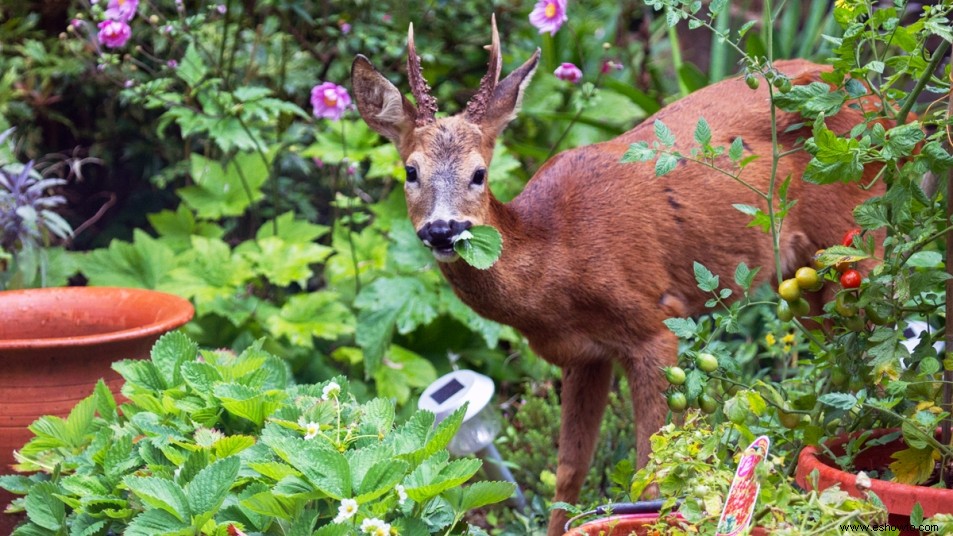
[{"left": 351, "top": 16, "right": 885, "bottom": 536}]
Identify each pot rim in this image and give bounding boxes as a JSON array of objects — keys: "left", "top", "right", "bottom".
[
  {"left": 796, "top": 427, "right": 953, "bottom": 517},
  {"left": 0, "top": 286, "right": 194, "bottom": 350}
]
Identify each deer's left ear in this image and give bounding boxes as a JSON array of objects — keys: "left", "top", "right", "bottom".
[
  {"left": 480, "top": 49, "right": 540, "bottom": 139},
  {"left": 351, "top": 55, "right": 418, "bottom": 145}
]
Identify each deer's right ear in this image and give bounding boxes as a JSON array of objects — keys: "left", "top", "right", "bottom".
[{"left": 351, "top": 55, "right": 417, "bottom": 144}]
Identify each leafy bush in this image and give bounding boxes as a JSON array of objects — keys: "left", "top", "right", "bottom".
[{"left": 0, "top": 332, "right": 515, "bottom": 535}]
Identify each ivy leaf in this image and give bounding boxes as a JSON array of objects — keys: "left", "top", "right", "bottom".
[
  {"left": 888, "top": 446, "right": 935, "bottom": 485},
  {"left": 453, "top": 225, "right": 503, "bottom": 270}
]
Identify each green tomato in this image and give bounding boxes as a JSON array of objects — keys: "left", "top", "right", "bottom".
[
  {"left": 667, "top": 392, "right": 688, "bottom": 413},
  {"left": 779, "top": 409, "right": 801, "bottom": 429},
  {"left": 699, "top": 394, "right": 719, "bottom": 415},
  {"left": 777, "top": 300, "right": 794, "bottom": 322},
  {"left": 745, "top": 74, "right": 760, "bottom": 90},
  {"left": 795, "top": 267, "right": 821, "bottom": 291},
  {"left": 664, "top": 366, "right": 687, "bottom": 386},
  {"left": 696, "top": 353, "right": 719, "bottom": 373},
  {"left": 830, "top": 367, "right": 849, "bottom": 388},
  {"left": 835, "top": 292, "right": 858, "bottom": 317},
  {"left": 790, "top": 297, "right": 811, "bottom": 318},
  {"left": 778, "top": 278, "right": 802, "bottom": 302}
]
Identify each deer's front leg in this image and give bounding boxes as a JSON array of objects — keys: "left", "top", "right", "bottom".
[{"left": 547, "top": 360, "right": 614, "bottom": 536}]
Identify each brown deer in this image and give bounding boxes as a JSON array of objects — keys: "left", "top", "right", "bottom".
[{"left": 351, "top": 16, "right": 883, "bottom": 536}]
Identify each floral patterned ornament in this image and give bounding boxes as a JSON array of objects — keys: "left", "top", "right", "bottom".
[{"left": 716, "top": 435, "right": 770, "bottom": 536}]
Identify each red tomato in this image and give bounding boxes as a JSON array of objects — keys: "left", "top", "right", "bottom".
[
  {"left": 842, "top": 229, "right": 861, "bottom": 247},
  {"left": 840, "top": 269, "right": 862, "bottom": 289}
]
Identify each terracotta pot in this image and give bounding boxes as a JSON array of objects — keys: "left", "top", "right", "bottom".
[
  {"left": 796, "top": 428, "right": 953, "bottom": 536},
  {"left": 563, "top": 502, "right": 768, "bottom": 535},
  {"left": 0, "top": 287, "right": 193, "bottom": 531}
]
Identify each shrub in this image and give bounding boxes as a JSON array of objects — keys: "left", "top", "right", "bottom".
[{"left": 0, "top": 332, "right": 514, "bottom": 535}]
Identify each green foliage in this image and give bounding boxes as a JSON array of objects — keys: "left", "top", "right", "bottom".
[
  {"left": 1, "top": 333, "right": 514, "bottom": 535},
  {"left": 453, "top": 226, "right": 504, "bottom": 270}
]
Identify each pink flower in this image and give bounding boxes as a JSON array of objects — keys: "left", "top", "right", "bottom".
[
  {"left": 340, "top": 22, "right": 352, "bottom": 34},
  {"left": 554, "top": 62, "right": 582, "bottom": 83},
  {"left": 97, "top": 19, "right": 132, "bottom": 48},
  {"left": 529, "top": 0, "right": 568, "bottom": 36},
  {"left": 311, "top": 82, "right": 351, "bottom": 121},
  {"left": 601, "top": 60, "right": 623, "bottom": 74},
  {"left": 104, "top": 0, "right": 139, "bottom": 21}
]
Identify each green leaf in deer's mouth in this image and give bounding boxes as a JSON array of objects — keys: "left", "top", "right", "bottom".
[{"left": 453, "top": 225, "right": 503, "bottom": 269}]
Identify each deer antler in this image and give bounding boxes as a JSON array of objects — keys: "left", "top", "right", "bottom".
[
  {"left": 465, "top": 14, "right": 502, "bottom": 123},
  {"left": 408, "top": 23, "right": 438, "bottom": 126}
]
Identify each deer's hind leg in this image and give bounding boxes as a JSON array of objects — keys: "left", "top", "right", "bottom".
[{"left": 547, "top": 359, "right": 614, "bottom": 536}]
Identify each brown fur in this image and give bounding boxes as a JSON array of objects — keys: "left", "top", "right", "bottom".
[{"left": 353, "top": 36, "right": 884, "bottom": 534}]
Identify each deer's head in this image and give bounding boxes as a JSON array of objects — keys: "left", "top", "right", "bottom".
[{"left": 351, "top": 16, "right": 539, "bottom": 262}]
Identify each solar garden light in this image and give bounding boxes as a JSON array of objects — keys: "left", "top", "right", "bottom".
[{"left": 419, "top": 370, "right": 527, "bottom": 512}]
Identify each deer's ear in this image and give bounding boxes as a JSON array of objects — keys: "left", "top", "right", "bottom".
[
  {"left": 480, "top": 49, "right": 540, "bottom": 138},
  {"left": 351, "top": 55, "right": 417, "bottom": 144}
]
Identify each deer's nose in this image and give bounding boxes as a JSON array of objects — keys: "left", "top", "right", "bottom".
[{"left": 417, "top": 219, "right": 471, "bottom": 248}]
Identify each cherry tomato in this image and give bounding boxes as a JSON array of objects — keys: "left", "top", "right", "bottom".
[
  {"left": 777, "top": 300, "right": 794, "bottom": 322},
  {"left": 830, "top": 367, "right": 849, "bottom": 387},
  {"left": 664, "top": 366, "right": 687, "bottom": 386},
  {"left": 699, "top": 394, "right": 719, "bottom": 415},
  {"left": 779, "top": 409, "right": 801, "bottom": 429},
  {"left": 840, "top": 269, "right": 862, "bottom": 289},
  {"left": 795, "top": 267, "right": 823, "bottom": 292},
  {"left": 842, "top": 228, "right": 862, "bottom": 247},
  {"left": 667, "top": 392, "right": 688, "bottom": 413},
  {"left": 812, "top": 249, "right": 827, "bottom": 269},
  {"left": 696, "top": 353, "right": 719, "bottom": 373},
  {"left": 790, "top": 298, "right": 811, "bottom": 318},
  {"left": 745, "top": 74, "right": 760, "bottom": 90},
  {"left": 778, "top": 278, "right": 802, "bottom": 302}
]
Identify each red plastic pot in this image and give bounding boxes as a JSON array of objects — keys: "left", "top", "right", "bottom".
[
  {"left": 796, "top": 428, "right": 953, "bottom": 535},
  {"left": 563, "top": 503, "right": 768, "bottom": 535},
  {"left": 0, "top": 287, "right": 194, "bottom": 531}
]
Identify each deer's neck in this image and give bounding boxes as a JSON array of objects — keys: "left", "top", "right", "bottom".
[{"left": 438, "top": 196, "right": 545, "bottom": 328}]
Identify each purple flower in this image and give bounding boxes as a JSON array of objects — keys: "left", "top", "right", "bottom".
[
  {"left": 104, "top": 0, "right": 139, "bottom": 21},
  {"left": 601, "top": 60, "right": 622, "bottom": 74},
  {"left": 311, "top": 82, "right": 351, "bottom": 121},
  {"left": 167, "top": 59, "right": 178, "bottom": 68},
  {"left": 97, "top": 19, "right": 132, "bottom": 48},
  {"left": 216, "top": 4, "right": 227, "bottom": 14},
  {"left": 340, "top": 22, "right": 352, "bottom": 34},
  {"left": 554, "top": 62, "right": 582, "bottom": 83},
  {"left": 529, "top": 0, "right": 567, "bottom": 36},
  {"left": 70, "top": 19, "right": 83, "bottom": 29}
]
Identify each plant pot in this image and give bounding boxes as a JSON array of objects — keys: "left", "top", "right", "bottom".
[
  {"left": 796, "top": 428, "right": 953, "bottom": 535},
  {"left": 0, "top": 286, "right": 193, "bottom": 531},
  {"left": 563, "top": 501, "right": 769, "bottom": 535}
]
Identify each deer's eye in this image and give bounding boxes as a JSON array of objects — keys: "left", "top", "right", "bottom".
[
  {"left": 405, "top": 165, "right": 418, "bottom": 183},
  {"left": 471, "top": 168, "right": 486, "bottom": 186}
]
